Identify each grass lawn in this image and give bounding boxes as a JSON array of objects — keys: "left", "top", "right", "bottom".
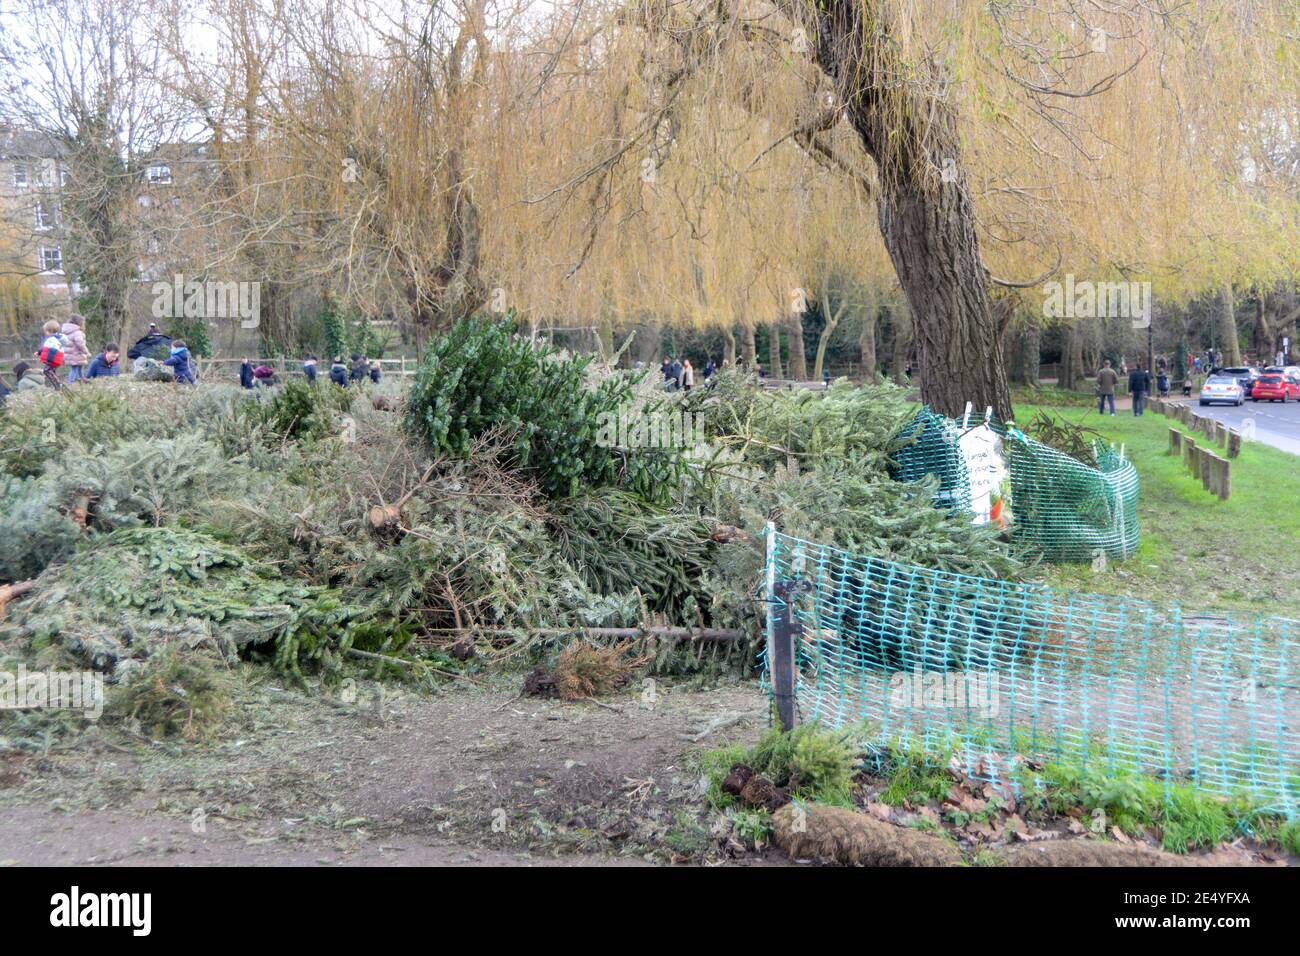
[{"left": 1015, "top": 403, "right": 1300, "bottom": 616}]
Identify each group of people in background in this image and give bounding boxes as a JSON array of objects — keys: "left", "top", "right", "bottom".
[
  {"left": 1, "top": 313, "right": 133, "bottom": 401},
  {"left": 1095, "top": 358, "right": 1170, "bottom": 417},
  {"left": 1, "top": 314, "right": 388, "bottom": 405},
  {"left": 658, "top": 356, "right": 726, "bottom": 391},
  {"left": 240, "top": 353, "right": 380, "bottom": 390}
]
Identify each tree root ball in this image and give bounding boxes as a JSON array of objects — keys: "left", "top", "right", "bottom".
[
  {"left": 773, "top": 803, "right": 962, "bottom": 867},
  {"left": 721, "top": 763, "right": 754, "bottom": 797}
]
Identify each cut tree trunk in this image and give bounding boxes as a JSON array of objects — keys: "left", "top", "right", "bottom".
[{"left": 808, "top": 1, "right": 1013, "bottom": 420}]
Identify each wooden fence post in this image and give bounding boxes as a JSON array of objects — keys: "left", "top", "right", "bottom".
[
  {"left": 1227, "top": 429, "right": 1242, "bottom": 459},
  {"left": 1183, "top": 436, "right": 1197, "bottom": 476},
  {"left": 1168, "top": 427, "right": 1182, "bottom": 456}
]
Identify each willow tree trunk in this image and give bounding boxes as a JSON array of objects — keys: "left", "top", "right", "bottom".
[
  {"left": 722, "top": 327, "right": 737, "bottom": 367},
  {"left": 890, "top": 305, "right": 912, "bottom": 381},
  {"left": 1252, "top": 292, "right": 1271, "bottom": 362},
  {"left": 812, "top": 303, "right": 848, "bottom": 382},
  {"left": 767, "top": 323, "right": 783, "bottom": 377},
  {"left": 1218, "top": 286, "right": 1242, "bottom": 366},
  {"left": 786, "top": 314, "right": 808, "bottom": 379},
  {"left": 1060, "top": 322, "right": 1085, "bottom": 391},
  {"left": 740, "top": 324, "right": 757, "bottom": 369},
  {"left": 809, "top": 1, "right": 1012, "bottom": 420},
  {"left": 1021, "top": 316, "right": 1041, "bottom": 386},
  {"left": 856, "top": 310, "right": 877, "bottom": 383}
]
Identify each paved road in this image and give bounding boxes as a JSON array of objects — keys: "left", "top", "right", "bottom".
[{"left": 1164, "top": 396, "right": 1300, "bottom": 456}]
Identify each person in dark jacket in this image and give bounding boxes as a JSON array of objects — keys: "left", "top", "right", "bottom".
[
  {"left": 368, "top": 360, "right": 381, "bottom": 385},
  {"left": 239, "top": 358, "right": 255, "bottom": 389},
  {"left": 668, "top": 358, "right": 682, "bottom": 391},
  {"left": 127, "top": 323, "right": 172, "bottom": 361},
  {"left": 163, "top": 340, "right": 197, "bottom": 384},
  {"left": 303, "top": 355, "right": 318, "bottom": 384},
  {"left": 329, "top": 357, "right": 349, "bottom": 387},
  {"left": 349, "top": 353, "right": 368, "bottom": 382},
  {"left": 1128, "top": 365, "right": 1152, "bottom": 416},
  {"left": 85, "top": 344, "right": 121, "bottom": 379}
]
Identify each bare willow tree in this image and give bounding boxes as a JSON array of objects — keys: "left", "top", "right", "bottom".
[
  {"left": 0, "top": 0, "right": 188, "bottom": 343},
  {"left": 155, "top": 0, "right": 515, "bottom": 348}
]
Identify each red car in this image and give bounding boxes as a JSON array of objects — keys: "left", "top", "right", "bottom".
[{"left": 1249, "top": 373, "right": 1300, "bottom": 402}]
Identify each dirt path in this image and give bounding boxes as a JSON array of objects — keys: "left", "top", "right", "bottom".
[
  {"left": 0, "top": 673, "right": 769, "bottom": 866},
  {"left": 3, "top": 672, "right": 1286, "bottom": 867}
]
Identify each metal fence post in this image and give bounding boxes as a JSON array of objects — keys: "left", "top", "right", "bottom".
[{"left": 771, "top": 577, "right": 809, "bottom": 732}]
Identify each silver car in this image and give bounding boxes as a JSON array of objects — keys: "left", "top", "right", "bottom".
[{"left": 1199, "top": 375, "right": 1244, "bottom": 406}]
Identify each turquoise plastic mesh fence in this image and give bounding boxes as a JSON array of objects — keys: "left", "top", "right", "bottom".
[
  {"left": 765, "top": 528, "right": 1300, "bottom": 815},
  {"left": 891, "top": 408, "right": 1139, "bottom": 562}
]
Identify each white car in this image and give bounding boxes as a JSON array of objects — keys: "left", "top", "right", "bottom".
[{"left": 1199, "top": 375, "right": 1244, "bottom": 406}]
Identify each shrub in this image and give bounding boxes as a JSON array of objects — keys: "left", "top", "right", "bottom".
[
  {"left": 746, "top": 722, "right": 860, "bottom": 807},
  {"left": 403, "top": 317, "right": 684, "bottom": 500}
]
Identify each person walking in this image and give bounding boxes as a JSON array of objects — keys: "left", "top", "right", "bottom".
[
  {"left": 37, "top": 320, "right": 65, "bottom": 388},
  {"left": 1096, "top": 359, "right": 1118, "bottom": 416},
  {"left": 60, "top": 313, "right": 90, "bottom": 383},
  {"left": 682, "top": 359, "right": 695, "bottom": 391},
  {"left": 1128, "top": 364, "right": 1151, "bottom": 416},
  {"left": 303, "top": 355, "right": 318, "bottom": 384}
]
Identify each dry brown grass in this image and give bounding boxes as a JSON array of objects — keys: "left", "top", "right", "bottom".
[{"left": 520, "top": 640, "right": 652, "bottom": 702}]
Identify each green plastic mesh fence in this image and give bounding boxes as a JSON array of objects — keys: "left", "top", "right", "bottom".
[
  {"left": 765, "top": 527, "right": 1300, "bottom": 815},
  {"left": 891, "top": 408, "right": 1139, "bottom": 562}
]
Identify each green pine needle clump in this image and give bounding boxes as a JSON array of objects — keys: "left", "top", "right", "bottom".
[
  {"left": 7, "top": 527, "right": 371, "bottom": 683},
  {"left": 403, "top": 317, "right": 686, "bottom": 500}
]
